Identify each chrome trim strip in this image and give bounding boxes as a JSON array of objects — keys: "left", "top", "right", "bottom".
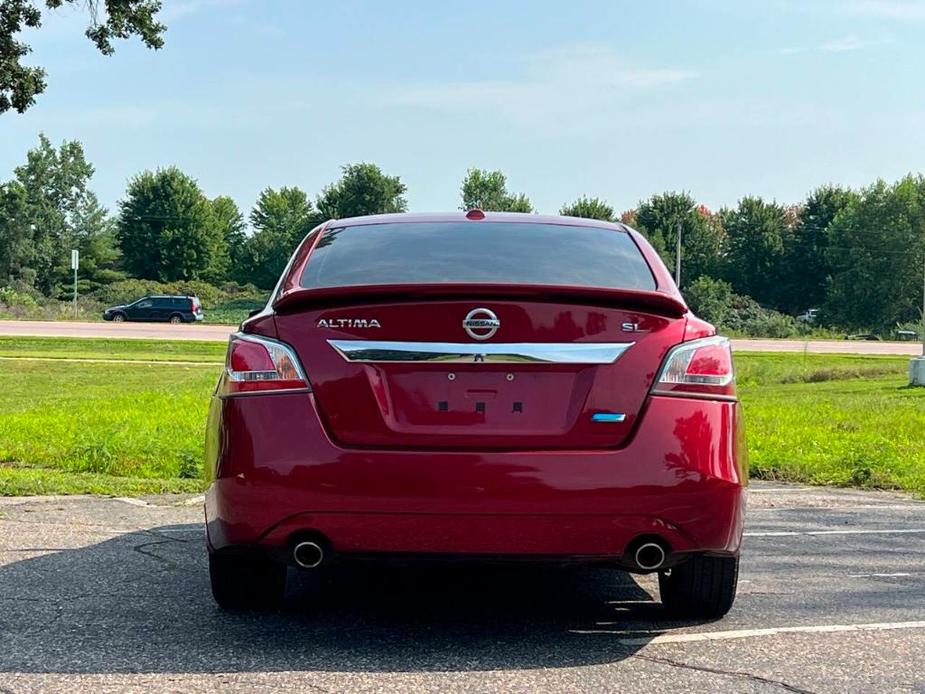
[
  {"left": 218, "top": 387, "right": 312, "bottom": 400},
  {"left": 327, "top": 340, "right": 635, "bottom": 364}
]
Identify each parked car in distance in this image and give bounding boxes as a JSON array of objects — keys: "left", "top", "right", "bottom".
[
  {"left": 796, "top": 308, "right": 819, "bottom": 323},
  {"left": 205, "top": 211, "right": 746, "bottom": 618},
  {"left": 103, "top": 295, "right": 203, "bottom": 323}
]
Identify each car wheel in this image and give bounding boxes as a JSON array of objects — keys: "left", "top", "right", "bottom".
[
  {"left": 112, "top": 313, "right": 126, "bottom": 323},
  {"left": 658, "top": 554, "right": 738, "bottom": 619},
  {"left": 169, "top": 314, "right": 183, "bottom": 324},
  {"left": 209, "top": 553, "right": 286, "bottom": 610}
]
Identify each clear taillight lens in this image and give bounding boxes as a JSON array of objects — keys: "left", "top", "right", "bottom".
[
  {"left": 652, "top": 336, "right": 735, "bottom": 399},
  {"left": 218, "top": 333, "right": 309, "bottom": 395}
]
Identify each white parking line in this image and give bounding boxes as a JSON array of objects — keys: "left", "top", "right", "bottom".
[
  {"left": 745, "top": 528, "right": 925, "bottom": 537},
  {"left": 848, "top": 573, "right": 913, "bottom": 578},
  {"left": 571, "top": 620, "right": 925, "bottom": 645},
  {"left": 114, "top": 497, "right": 151, "bottom": 507},
  {"left": 751, "top": 505, "right": 925, "bottom": 511}
]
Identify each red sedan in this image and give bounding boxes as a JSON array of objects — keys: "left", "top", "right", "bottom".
[{"left": 205, "top": 211, "right": 746, "bottom": 617}]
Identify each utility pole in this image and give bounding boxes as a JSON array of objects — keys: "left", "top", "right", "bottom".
[
  {"left": 71, "top": 249, "right": 79, "bottom": 318},
  {"left": 911, "top": 251, "right": 925, "bottom": 386},
  {"left": 675, "top": 219, "right": 682, "bottom": 288}
]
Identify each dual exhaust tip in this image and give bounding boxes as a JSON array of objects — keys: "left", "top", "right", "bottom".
[
  {"left": 292, "top": 540, "right": 325, "bottom": 569},
  {"left": 633, "top": 541, "right": 668, "bottom": 571},
  {"left": 293, "top": 537, "right": 668, "bottom": 571}
]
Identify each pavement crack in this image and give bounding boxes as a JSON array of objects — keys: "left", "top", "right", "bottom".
[
  {"left": 141, "top": 529, "right": 195, "bottom": 543},
  {"left": 132, "top": 540, "right": 178, "bottom": 569},
  {"left": 632, "top": 653, "right": 815, "bottom": 693}
]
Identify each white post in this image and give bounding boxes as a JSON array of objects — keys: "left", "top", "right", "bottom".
[
  {"left": 911, "top": 251, "right": 925, "bottom": 386},
  {"left": 71, "top": 249, "right": 79, "bottom": 318}
]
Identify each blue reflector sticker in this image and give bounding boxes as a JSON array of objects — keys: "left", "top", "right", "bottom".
[{"left": 591, "top": 412, "right": 626, "bottom": 423}]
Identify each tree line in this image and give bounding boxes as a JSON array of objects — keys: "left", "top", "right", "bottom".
[{"left": 1, "top": 134, "right": 924, "bottom": 332}]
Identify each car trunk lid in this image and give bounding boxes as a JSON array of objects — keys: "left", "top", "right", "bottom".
[{"left": 273, "top": 293, "right": 685, "bottom": 450}]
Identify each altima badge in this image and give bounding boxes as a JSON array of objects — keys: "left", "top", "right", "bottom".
[
  {"left": 317, "top": 318, "right": 381, "bottom": 329},
  {"left": 463, "top": 308, "right": 500, "bottom": 340}
]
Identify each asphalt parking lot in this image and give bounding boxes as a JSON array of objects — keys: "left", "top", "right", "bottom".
[{"left": 0, "top": 482, "right": 923, "bottom": 693}]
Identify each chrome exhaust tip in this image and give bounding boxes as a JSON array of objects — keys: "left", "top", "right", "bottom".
[
  {"left": 292, "top": 541, "right": 325, "bottom": 569},
  {"left": 634, "top": 542, "right": 667, "bottom": 571}
]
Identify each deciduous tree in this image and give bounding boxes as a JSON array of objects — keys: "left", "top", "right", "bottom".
[
  {"left": 117, "top": 167, "right": 224, "bottom": 282},
  {"left": 719, "top": 196, "right": 793, "bottom": 307},
  {"left": 10, "top": 134, "right": 119, "bottom": 294},
  {"left": 825, "top": 176, "right": 925, "bottom": 330},
  {"left": 460, "top": 169, "right": 532, "bottom": 212},
  {"left": 777, "top": 186, "right": 857, "bottom": 313},
  {"left": 317, "top": 163, "right": 407, "bottom": 219},
  {"left": 633, "top": 192, "right": 724, "bottom": 286},
  {"left": 559, "top": 196, "right": 615, "bottom": 221},
  {"left": 1, "top": 0, "right": 165, "bottom": 114},
  {"left": 242, "top": 186, "right": 320, "bottom": 289},
  {"left": 210, "top": 195, "right": 245, "bottom": 283},
  {"left": 0, "top": 181, "right": 32, "bottom": 287}
]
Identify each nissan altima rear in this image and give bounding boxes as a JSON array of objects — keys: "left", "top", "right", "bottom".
[{"left": 204, "top": 211, "right": 746, "bottom": 617}]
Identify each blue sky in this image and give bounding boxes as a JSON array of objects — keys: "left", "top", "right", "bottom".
[{"left": 3, "top": 0, "right": 925, "bottom": 221}]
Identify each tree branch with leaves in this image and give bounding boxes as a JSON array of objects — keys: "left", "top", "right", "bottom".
[{"left": 1, "top": 0, "right": 165, "bottom": 114}]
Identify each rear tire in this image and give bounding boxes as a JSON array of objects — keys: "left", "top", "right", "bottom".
[
  {"left": 659, "top": 554, "right": 738, "bottom": 619},
  {"left": 209, "top": 553, "right": 286, "bottom": 610},
  {"left": 169, "top": 314, "right": 183, "bottom": 324}
]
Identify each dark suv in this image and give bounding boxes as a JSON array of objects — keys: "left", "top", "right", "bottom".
[{"left": 103, "top": 295, "right": 204, "bottom": 323}]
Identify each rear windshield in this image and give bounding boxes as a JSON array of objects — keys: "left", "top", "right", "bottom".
[{"left": 299, "top": 222, "right": 656, "bottom": 291}]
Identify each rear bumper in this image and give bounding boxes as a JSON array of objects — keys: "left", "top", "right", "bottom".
[{"left": 205, "top": 393, "right": 747, "bottom": 560}]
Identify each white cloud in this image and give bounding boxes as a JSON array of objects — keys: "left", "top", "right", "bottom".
[
  {"left": 844, "top": 0, "right": 925, "bottom": 20},
  {"left": 159, "top": 0, "right": 248, "bottom": 22},
  {"left": 820, "top": 36, "right": 869, "bottom": 52},
  {"left": 375, "top": 44, "right": 696, "bottom": 134},
  {"left": 775, "top": 34, "right": 894, "bottom": 55}
]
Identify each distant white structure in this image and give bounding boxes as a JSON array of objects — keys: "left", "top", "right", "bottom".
[{"left": 911, "top": 357, "right": 925, "bottom": 386}]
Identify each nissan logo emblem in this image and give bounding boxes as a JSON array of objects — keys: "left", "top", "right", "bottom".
[{"left": 462, "top": 308, "right": 500, "bottom": 341}]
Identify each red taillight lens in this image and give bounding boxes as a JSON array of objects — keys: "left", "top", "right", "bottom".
[
  {"left": 652, "top": 336, "right": 735, "bottom": 399},
  {"left": 219, "top": 333, "right": 309, "bottom": 395},
  {"left": 229, "top": 339, "right": 275, "bottom": 372}
]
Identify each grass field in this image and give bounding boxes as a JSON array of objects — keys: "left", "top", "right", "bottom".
[
  {"left": 0, "top": 336, "right": 226, "bottom": 363},
  {"left": 0, "top": 337, "right": 923, "bottom": 497},
  {"left": 0, "top": 357, "right": 215, "bottom": 494}
]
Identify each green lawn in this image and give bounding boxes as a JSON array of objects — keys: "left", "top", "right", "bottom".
[
  {"left": 741, "top": 375, "right": 925, "bottom": 492},
  {"left": 0, "top": 355, "right": 217, "bottom": 495},
  {"left": 0, "top": 339, "right": 922, "bottom": 497},
  {"left": 0, "top": 336, "right": 226, "bottom": 363}
]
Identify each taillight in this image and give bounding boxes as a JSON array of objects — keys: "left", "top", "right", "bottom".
[
  {"left": 218, "top": 333, "right": 309, "bottom": 395},
  {"left": 652, "top": 336, "right": 735, "bottom": 399}
]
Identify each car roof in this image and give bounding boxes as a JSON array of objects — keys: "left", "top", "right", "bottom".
[{"left": 327, "top": 211, "right": 630, "bottom": 232}]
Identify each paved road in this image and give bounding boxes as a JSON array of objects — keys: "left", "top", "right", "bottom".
[
  {"left": 1, "top": 320, "right": 922, "bottom": 355},
  {"left": 0, "top": 483, "right": 923, "bottom": 692},
  {"left": 0, "top": 319, "right": 233, "bottom": 342}
]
